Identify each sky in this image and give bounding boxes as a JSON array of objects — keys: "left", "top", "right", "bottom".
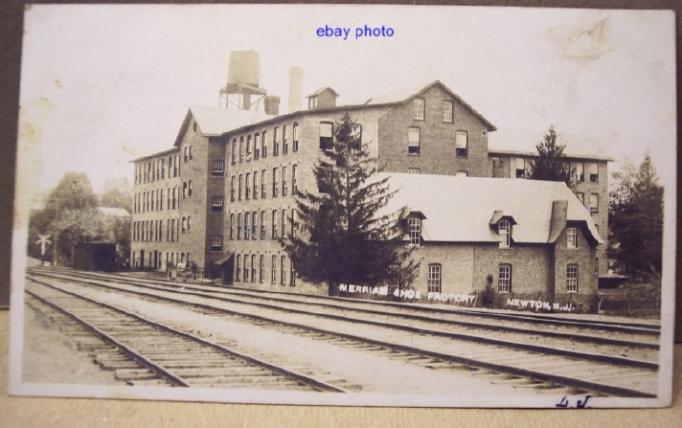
[{"left": 17, "top": 4, "right": 676, "bottom": 196}]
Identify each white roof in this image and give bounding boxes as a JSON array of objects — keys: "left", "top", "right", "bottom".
[
  {"left": 98, "top": 207, "right": 130, "bottom": 217},
  {"left": 380, "top": 173, "right": 602, "bottom": 245},
  {"left": 489, "top": 128, "right": 612, "bottom": 161},
  {"left": 189, "top": 106, "right": 270, "bottom": 137}
]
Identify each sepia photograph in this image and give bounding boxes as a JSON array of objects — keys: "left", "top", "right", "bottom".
[{"left": 7, "top": 4, "right": 676, "bottom": 408}]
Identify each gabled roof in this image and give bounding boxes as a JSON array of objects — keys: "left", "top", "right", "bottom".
[
  {"left": 174, "top": 106, "right": 270, "bottom": 146},
  {"left": 308, "top": 87, "right": 339, "bottom": 98},
  {"left": 379, "top": 173, "right": 602, "bottom": 245},
  {"left": 131, "top": 146, "right": 179, "bottom": 163},
  {"left": 363, "top": 80, "right": 496, "bottom": 131}
]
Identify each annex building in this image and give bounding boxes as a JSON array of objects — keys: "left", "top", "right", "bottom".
[{"left": 130, "top": 54, "right": 609, "bottom": 307}]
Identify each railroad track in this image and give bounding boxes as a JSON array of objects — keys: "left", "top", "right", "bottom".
[
  {"left": 25, "top": 279, "right": 346, "bottom": 392},
  {"left": 25, "top": 269, "right": 660, "bottom": 397}
]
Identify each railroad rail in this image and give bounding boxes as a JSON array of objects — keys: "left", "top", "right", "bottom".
[
  {"left": 25, "top": 279, "right": 346, "bottom": 392},
  {"left": 25, "top": 268, "right": 659, "bottom": 397}
]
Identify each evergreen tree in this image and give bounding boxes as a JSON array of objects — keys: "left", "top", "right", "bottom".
[
  {"left": 528, "top": 126, "right": 573, "bottom": 186},
  {"left": 608, "top": 154, "right": 663, "bottom": 278},
  {"left": 281, "top": 113, "right": 418, "bottom": 296}
]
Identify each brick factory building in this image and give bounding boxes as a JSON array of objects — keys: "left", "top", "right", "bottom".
[{"left": 130, "top": 58, "right": 610, "bottom": 306}]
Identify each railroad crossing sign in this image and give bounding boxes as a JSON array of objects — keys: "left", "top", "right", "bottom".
[{"left": 36, "top": 234, "right": 52, "bottom": 265}]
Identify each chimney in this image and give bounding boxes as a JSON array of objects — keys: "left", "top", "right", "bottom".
[
  {"left": 307, "top": 87, "right": 339, "bottom": 110},
  {"left": 264, "top": 95, "right": 280, "bottom": 116},
  {"left": 288, "top": 66, "right": 303, "bottom": 113}
]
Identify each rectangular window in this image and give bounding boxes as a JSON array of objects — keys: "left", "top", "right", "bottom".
[
  {"left": 261, "top": 131, "right": 268, "bottom": 158},
  {"left": 211, "top": 196, "right": 224, "bottom": 212},
  {"left": 236, "top": 255, "right": 241, "bottom": 281},
  {"left": 273, "top": 127, "right": 280, "bottom": 156},
  {"left": 238, "top": 174, "right": 243, "bottom": 201},
  {"left": 498, "top": 264, "right": 512, "bottom": 293},
  {"left": 407, "top": 168, "right": 420, "bottom": 174},
  {"left": 253, "top": 172, "right": 258, "bottom": 200},
  {"left": 427, "top": 264, "right": 442, "bottom": 293},
  {"left": 280, "top": 209, "right": 286, "bottom": 239},
  {"left": 291, "top": 209, "right": 297, "bottom": 237},
  {"left": 244, "top": 213, "right": 250, "bottom": 241},
  {"left": 282, "top": 166, "right": 288, "bottom": 196},
  {"left": 244, "top": 255, "right": 249, "bottom": 282},
  {"left": 455, "top": 131, "right": 468, "bottom": 157},
  {"left": 237, "top": 213, "right": 242, "bottom": 240},
  {"left": 566, "top": 264, "right": 579, "bottom": 293},
  {"left": 271, "top": 255, "right": 277, "bottom": 284},
  {"left": 272, "top": 167, "right": 279, "bottom": 197},
  {"left": 212, "top": 160, "right": 225, "bottom": 176},
  {"left": 246, "top": 135, "right": 252, "bottom": 161},
  {"left": 320, "top": 122, "right": 333, "bottom": 150},
  {"left": 239, "top": 136, "right": 244, "bottom": 163},
  {"left": 282, "top": 124, "right": 288, "bottom": 154},
  {"left": 210, "top": 235, "right": 223, "bottom": 251},
  {"left": 260, "top": 211, "right": 266, "bottom": 239},
  {"left": 245, "top": 172, "right": 251, "bottom": 200},
  {"left": 408, "top": 127, "right": 420, "bottom": 155},
  {"left": 499, "top": 219, "right": 511, "bottom": 248},
  {"left": 280, "top": 255, "right": 286, "bottom": 285},
  {"left": 514, "top": 157, "right": 526, "bottom": 178},
  {"left": 567, "top": 227, "right": 578, "bottom": 249},
  {"left": 229, "top": 213, "right": 234, "bottom": 240},
  {"left": 254, "top": 133, "right": 260, "bottom": 160},
  {"left": 251, "top": 211, "right": 257, "bottom": 240},
  {"left": 408, "top": 217, "right": 421, "bottom": 245},
  {"left": 251, "top": 255, "right": 256, "bottom": 283},
  {"left": 589, "top": 193, "right": 599, "bottom": 214},
  {"left": 587, "top": 163, "right": 599, "bottom": 183},
  {"left": 261, "top": 170, "right": 267, "bottom": 198},
  {"left": 230, "top": 176, "right": 236, "bottom": 201},
  {"left": 573, "top": 162, "right": 584, "bottom": 182},
  {"left": 292, "top": 165, "right": 298, "bottom": 193},
  {"left": 259, "top": 255, "right": 264, "bottom": 283},
  {"left": 272, "top": 210, "right": 278, "bottom": 238},
  {"left": 293, "top": 122, "right": 299, "bottom": 152},
  {"left": 290, "top": 260, "right": 296, "bottom": 287},
  {"left": 413, "top": 98, "right": 425, "bottom": 121},
  {"left": 442, "top": 100, "right": 454, "bottom": 123}
]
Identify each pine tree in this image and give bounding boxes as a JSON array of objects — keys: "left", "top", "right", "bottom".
[
  {"left": 528, "top": 126, "right": 573, "bottom": 186},
  {"left": 281, "top": 113, "right": 418, "bottom": 296}
]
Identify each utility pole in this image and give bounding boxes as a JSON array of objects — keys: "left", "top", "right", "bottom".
[{"left": 36, "top": 234, "right": 52, "bottom": 266}]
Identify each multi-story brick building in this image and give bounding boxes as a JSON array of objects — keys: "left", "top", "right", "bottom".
[{"left": 130, "top": 79, "right": 607, "bottom": 307}]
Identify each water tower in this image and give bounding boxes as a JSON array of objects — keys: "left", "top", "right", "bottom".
[{"left": 219, "top": 50, "right": 267, "bottom": 111}]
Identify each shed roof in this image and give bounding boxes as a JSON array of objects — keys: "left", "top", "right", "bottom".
[{"left": 379, "top": 173, "right": 602, "bottom": 245}]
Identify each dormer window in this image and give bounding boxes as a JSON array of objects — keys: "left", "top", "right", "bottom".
[
  {"left": 308, "top": 96, "right": 318, "bottom": 110},
  {"left": 499, "top": 219, "right": 511, "bottom": 248},
  {"left": 408, "top": 217, "right": 421, "bottom": 245},
  {"left": 567, "top": 227, "right": 578, "bottom": 249}
]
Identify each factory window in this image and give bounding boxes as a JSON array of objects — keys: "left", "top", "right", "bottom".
[
  {"left": 271, "top": 255, "right": 277, "bottom": 284},
  {"left": 212, "top": 160, "right": 224, "bottom": 176},
  {"left": 211, "top": 196, "right": 223, "bottom": 212},
  {"left": 237, "top": 213, "right": 242, "bottom": 240},
  {"left": 187, "top": 180, "right": 192, "bottom": 197},
  {"left": 572, "top": 162, "right": 584, "bottom": 182},
  {"left": 181, "top": 216, "right": 187, "bottom": 233},
  {"left": 183, "top": 146, "right": 188, "bottom": 162},
  {"left": 413, "top": 97, "right": 425, "bottom": 121},
  {"left": 189, "top": 146, "right": 193, "bottom": 160},
  {"left": 319, "top": 122, "right": 333, "bottom": 150},
  {"left": 210, "top": 235, "right": 223, "bottom": 251},
  {"left": 182, "top": 182, "right": 187, "bottom": 199},
  {"left": 272, "top": 210, "right": 278, "bottom": 238},
  {"left": 230, "top": 176, "right": 236, "bottom": 201},
  {"left": 246, "top": 135, "right": 252, "bottom": 161},
  {"left": 260, "top": 211, "right": 266, "bottom": 239},
  {"left": 290, "top": 260, "right": 296, "bottom": 287},
  {"left": 588, "top": 163, "right": 599, "bottom": 183},
  {"left": 261, "top": 131, "right": 268, "bottom": 158},
  {"left": 407, "top": 168, "right": 420, "bottom": 174},
  {"left": 293, "top": 122, "right": 299, "bottom": 152},
  {"left": 236, "top": 255, "right": 241, "bottom": 281},
  {"left": 499, "top": 219, "right": 511, "bottom": 248},
  {"left": 261, "top": 170, "right": 267, "bottom": 198},
  {"left": 280, "top": 209, "right": 287, "bottom": 239},
  {"left": 245, "top": 172, "right": 251, "bottom": 200},
  {"left": 251, "top": 255, "right": 257, "bottom": 283},
  {"left": 498, "top": 264, "right": 512, "bottom": 293},
  {"left": 282, "top": 124, "right": 289, "bottom": 154},
  {"left": 229, "top": 213, "right": 234, "bottom": 240},
  {"left": 282, "top": 166, "right": 288, "bottom": 196},
  {"left": 272, "top": 167, "right": 279, "bottom": 197},
  {"left": 280, "top": 255, "right": 287, "bottom": 285},
  {"left": 514, "top": 158, "right": 526, "bottom": 178},
  {"left": 566, "top": 264, "right": 579, "bottom": 293},
  {"left": 589, "top": 193, "right": 599, "bottom": 214},
  {"left": 244, "top": 213, "right": 250, "bottom": 241},
  {"left": 427, "top": 264, "right": 442, "bottom": 293},
  {"left": 408, "top": 127, "right": 420, "bottom": 155},
  {"left": 259, "top": 255, "right": 265, "bottom": 283},
  {"left": 292, "top": 165, "right": 298, "bottom": 193},
  {"left": 187, "top": 216, "right": 191, "bottom": 232},
  {"left": 244, "top": 255, "right": 250, "bottom": 282},
  {"left": 350, "top": 124, "right": 362, "bottom": 151},
  {"left": 251, "top": 211, "right": 258, "bottom": 240},
  {"left": 309, "top": 96, "right": 318, "bottom": 109},
  {"left": 253, "top": 172, "right": 259, "bottom": 200},
  {"left": 408, "top": 217, "right": 421, "bottom": 245},
  {"left": 576, "top": 192, "right": 585, "bottom": 205},
  {"left": 238, "top": 174, "right": 243, "bottom": 200},
  {"left": 273, "top": 127, "right": 280, "bottom": 156},
  {"left": 595, "top": 257, "right": 599, "bottom": 274},
  {"left": 291, "top": 209, "right": 297, "bottom": 237},
  {"left": 455, "top": 131, "right": 468, "bottom": 158},
  {"left": 567, "top": 227, "right": 578, "bottom": 249},
  {"left": 442, "top": 100, "right": 454, "bottom": 123},
  {"left": 239, "top": 136, "right": 244, "bottom": 163},
  {"left": 231, "top": 139, "right": 237, "bottom": 165},
  {"left": 254, "top": 133, "right": 260, "bottom": 160}
]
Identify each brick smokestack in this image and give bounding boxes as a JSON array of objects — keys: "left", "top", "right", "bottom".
[{"left": 288, "top": 66, "right": 303, "bottom": 113}]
